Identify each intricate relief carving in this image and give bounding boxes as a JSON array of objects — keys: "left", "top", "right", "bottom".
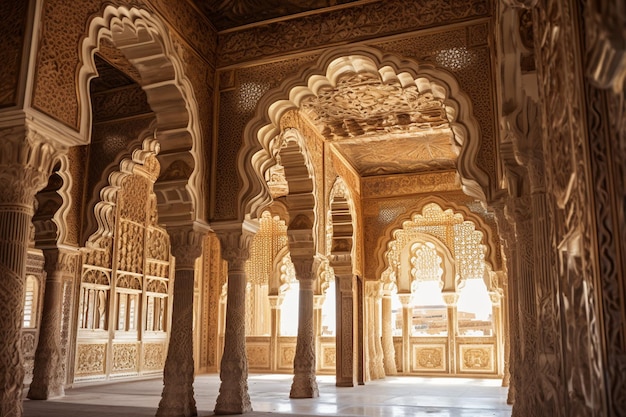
[
  {"left": 143, "top": 343, "right": 165, "bottom": 370},
  {"left": 147, "top": 279, "right": 168, "bottom": 294},
  {"left": 112, "top": 343, "right": 138, "bottom": 372},
  {"left": 321, "top": 345, "right": 336, "bottom": 368},
  {"left": 217, "top": 0, "right": 490, "bottom": 66},
  {"left": 460, "top": 345, "right": 493, "bottom": 372},
  {"left": 75, "top": 344, "right": 106, "bottom": 376},
  {"left": 0, "top": 1, "right": 27, "bottom": 108},
  {"left": 246, "top": 344, "right": 270, "bottom": 368},
  {"left": 167, "top": 226, "right": 205, "bottom": 269},
  {"left": 116, "top": 274, "right": 142, "bottom": 290},
  {"left": 301, "top": 72, "right": 451, "bottom": 141},
  {"left": 146, "top": 228, "right": 170, "bottom": 261},
  {"left": 0, "top": 124, "right": 63, "bottom": 207},
  {"left": 81, "top": 269, "right": 110, "bottom": 285},
  {"left": 413, "top": 346, "right": 445, "bottom": 371},
  {"left": 362, "top": 171, "right": 460, "bottom": 199}
]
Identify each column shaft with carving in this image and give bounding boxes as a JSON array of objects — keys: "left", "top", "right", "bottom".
[
  {"left": 28, "top": 248, "right": 78, "bottom": 400},
  {"left": 365, "top": 281, "right": 384, "bottom": 380},
  {"left": 289, "top": 256, "right": 319, "bottom": 398},
  {"left": 214, "top": 228, "right": 253, "bottom": 414},
  {"left": 381, "top": 292, "right": 397, "bottom": 375},
  {"left": 157, "top": 227, "right": 205, "bottom": 417},
  {"left": 0, "top": 125, "right": 60, "bottom": 416},
  {"left": 334, "top": 265, "right": 355, "bottom": 387}
]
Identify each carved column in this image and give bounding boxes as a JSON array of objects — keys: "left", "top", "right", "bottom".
[
  {"left": 398, "top": 293, "right": 412, "bottom": 374},
  {"left": 214, "top": 226, "right": 254, "bottom": 414},
  {"left": 366, "top": 281, "right": 384, "bottom": 380},
  {"left": 268, "top": 295, "right": 283, "bottom": 371},
  {"left": 0, "top": 125, "right": 60, "bottom": 416},
  {"left": 156, "top": 226, "right": 206, "bottom": 417},
  {"left": 381, "top": 290, "right": 397, "bottom": 375},
  {"left": 442, "top": 293, "right": 459, "bottom": 374},
  {"left": 489, "top": 290, "right": 504, "bottom": 376},
  {"left": 28, "top": 248, "right": 78, "bottom": 400},
  {"left": 313, "top": 294, "right": 325, "bottom": 371},
  {"left": 333, "top": 260, "right": 355, "bottom": 387},
  {"left": 289, "top": 255, "right": 319, "bottom": 398}
]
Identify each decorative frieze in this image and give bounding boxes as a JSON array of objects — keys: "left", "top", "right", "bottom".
[{"left": 217, "top": 0, "right": 490, "bottom": 66}]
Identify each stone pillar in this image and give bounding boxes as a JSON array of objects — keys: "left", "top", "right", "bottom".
[
  {"left": 365, "top": 281, "right": 384, "bottom": 380},
  {"left": 28, "top": 248, "right": 78, "bottom": 400},
  {"left": 334, "top": 262, "right": 355, "bottom": 387},
  {"left": 214, "top": 226, "right": 254, "bottom": 414},
  {"left": 156, "top": 226, "right": 205, "bottom": 417},
  {"left": 313, "top": 294, "right": 325, "bottom": 370},
  {"left": 381, "top": 290, "right": 397, "bottom": 375},
  {"left": 0, "top": 124, "right": 61, "bottom": 416},
  {"left": 489, "top": 289, "right": 504, "bottom": 376},
  {"left": 290, "top": 256, "right": 319, "bottom": 398},
  {"left": 442, "top": 293, "right": 459, "bottom": 374},
  {"left": 398, "top": 293, "right": 412, "bottom": 374},
  {"left": 268, "top": 295, "right": 283, "bottom": 371}
]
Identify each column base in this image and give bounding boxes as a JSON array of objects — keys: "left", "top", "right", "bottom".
[
  {"left": 289, "top": 374, "right": 319, "bottom": 398},
  {"left": 214, "top": 385, "right": 252, "bottom": 415}
]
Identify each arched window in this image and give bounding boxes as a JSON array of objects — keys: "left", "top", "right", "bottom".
[
  {"left": 23, "top": 276, "right": 40, "bottom": 328},
  {"left": 410, "top": 242, "right": 447, "bottom": 336}
]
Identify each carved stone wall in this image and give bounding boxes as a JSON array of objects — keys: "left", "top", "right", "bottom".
[
  {"left": 0, "top": 1, "right": 29, "bottom": 108},
  {"left": 216, "top": 0, "right": 490, "bottom": 67}
]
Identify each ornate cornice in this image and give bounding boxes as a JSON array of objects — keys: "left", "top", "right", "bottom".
[{"left": 217, "top": 0, "right": 491, "bottom": 67}]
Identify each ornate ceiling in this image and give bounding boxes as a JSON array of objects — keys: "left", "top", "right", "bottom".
[
  {"left": 191, "top": 0, "right": 361, "bottom": 31},
  {"left": 300, "top": 72, "right": 458, "bottom": 177}
]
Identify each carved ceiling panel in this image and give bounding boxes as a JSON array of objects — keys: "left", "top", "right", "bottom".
[{"left": 300, "top": 71, "right": 457, "bottom": 176}]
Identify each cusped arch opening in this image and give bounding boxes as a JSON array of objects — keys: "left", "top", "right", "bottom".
[{"left": 78, "top": 6, "right": 203, "bottom": 226}]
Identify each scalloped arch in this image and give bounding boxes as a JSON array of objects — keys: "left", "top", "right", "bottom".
[
  {"left": 86, "top": 136, "right": 160, "bottom": 248},
  {"left": 239, "top": 46, "right": 491, "bottom": 221},
  {"left": 375, "top": 197, "right": 500, "bottom": 284},
  {"left": 78, "top": 6, "right": 203, "bottom": 225},
  {"left": 328, "top": 176, "right": 357, "bottom": 267}
]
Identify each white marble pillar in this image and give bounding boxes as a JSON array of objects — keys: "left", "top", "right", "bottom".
[
  {"left": 28, "top": 248, "right": 78, "bottom": 400},
  {"left": 156, "top": 226, "right": 206, "bottom": 417},
  {"left": 398, "top": 293, "right": 412, "bottom": 374},
  {"left": 489, "top": 290, "right": 504, "bottom": 376},
  {"left": 214, "top": 226, "right": 254, "bottom": 414},
  {"left": 268, "top": 295, "right": 283, "bottom": 371},
  {"left": 0, "top": 125, "right": 60, "bottom": 416},
  {"left": 381, "top": 291, "right": 397, "bottom": 375},
  {"left": 442, "top": 292, "right": 459, "bottom": 374},
  {"left": 290, "top": 256, "right": 319, "bottom": 398}
]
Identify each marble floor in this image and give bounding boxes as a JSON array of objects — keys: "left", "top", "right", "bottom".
[{"left": 23, "top": 373, "right": 512, "bottom": 417}]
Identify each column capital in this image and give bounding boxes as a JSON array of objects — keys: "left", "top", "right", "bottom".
[
  {"left": 442, "top": 292, "right": 459, "bottom": 306},
  {"left": 397, "top": 293, "right": 412, "bottom": 307},
  {"left": 0, "top": 122, "right": 66, "bottom": 209},
  {"left": 213, "top": 221, "right": 257, "bottom": 272},
  {"left": 365, "top": 281, "right": 382, "bottom": 299},
  {"left": 268, "top": 294, "right": 284, "bottom": 308},
  {"left": 167, "top": 223, "right": 207, "bottom": 269},
  {"left": 42, "top": 247, "right": 80, "bottom": 278}
]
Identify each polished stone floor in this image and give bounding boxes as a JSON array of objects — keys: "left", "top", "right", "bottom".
[{"left": 24, "top": 373, "right": 512, "bottom": 416}]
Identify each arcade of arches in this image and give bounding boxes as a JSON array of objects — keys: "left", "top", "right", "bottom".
[{"left": 0, "top": 1, "right": 624, "bottom": 417}]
